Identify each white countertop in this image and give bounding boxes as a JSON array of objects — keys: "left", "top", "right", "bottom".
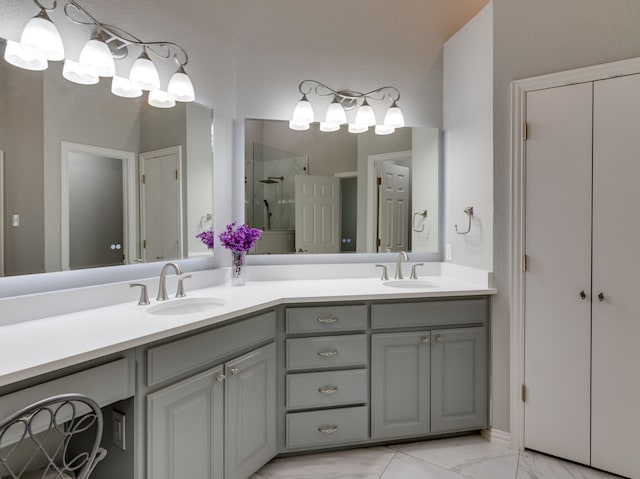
[{"left": 0, "top": 275, "right": 495, "bottom": 388}]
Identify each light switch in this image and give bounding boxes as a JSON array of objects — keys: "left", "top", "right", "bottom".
[
  {"left": 112, "top": 410, "right": 126, "bottom": 450},
  {"left": 11, "top": 214, "right": 19, "bottom": 227}
]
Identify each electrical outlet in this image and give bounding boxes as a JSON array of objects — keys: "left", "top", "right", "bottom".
[
  {"left": 112, "top": 410, "right": 126, "bottom": 450},
  {"left": 445, "top": 243, "right": 452, "bottom": 261}
]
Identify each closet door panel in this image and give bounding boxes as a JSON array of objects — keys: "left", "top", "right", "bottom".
[
  {"left": 524, "top": 83, "right": 592, "bottom": 465},
  {"left": 592, "top": 74, "right": 640, "bottom": 479}
]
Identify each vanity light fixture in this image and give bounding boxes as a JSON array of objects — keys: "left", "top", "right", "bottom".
[
  {"left": 3, "top": 0, "right": 196, "bottom": 108},
  {"left": 290, "top": 80, "right": 405, "bottom": 135}
]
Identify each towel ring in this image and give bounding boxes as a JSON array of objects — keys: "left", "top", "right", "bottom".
[
  {"left": 455, "top": 206, "right": 474, "bottom": 235},
  {"left": 412, "top": 209, "right": 427, "bottom": 232}
]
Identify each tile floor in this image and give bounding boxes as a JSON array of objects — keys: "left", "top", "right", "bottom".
[{"left": 250, "top": 435, "right": 621, "bottom": 479}]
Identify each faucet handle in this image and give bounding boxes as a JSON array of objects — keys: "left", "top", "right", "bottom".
[
  {"left": 176, "top": 274, "right": 192, "bottom": 298},
  {"left": 375, "top": 264, "right": 389, "bottom": 281},
  {"left": 129, "top": 283, "right": 150, "bottom": 306},
  {"left": 410, "top": 263, "right": 425, "bottom": 280}
]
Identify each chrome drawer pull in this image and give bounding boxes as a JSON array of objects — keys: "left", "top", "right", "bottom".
[
  {"left": 317, "top": 317, "right": 338, "bottom": 324},
  {"left": 318, "top": 386, "right": 339, "bottom": 395},
  {"left": 317, "top": 350, "right": 338, "bottom": 358},
  {"left": 318, "top": 425, "right": 339, "bottom": 434}
]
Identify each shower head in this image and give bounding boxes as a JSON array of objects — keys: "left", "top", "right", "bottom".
[{"left": 258, "top": 176, "right": 284, "bottom": 184}]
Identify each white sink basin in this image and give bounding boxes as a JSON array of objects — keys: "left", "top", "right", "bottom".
[
  {"left": 382, "top": 280, "right": 436, "bottom": 289},
  {"left": 147, "top": 297, "right": 226, "bottom": 316}
]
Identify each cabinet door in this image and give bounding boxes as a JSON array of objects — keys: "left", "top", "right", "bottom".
[
  {"left": 524, "top": 82, "right": 593, "bottom": 465},
  {"left": 592, "top": 73, "right": 640, "bottom": 479},
  {"left": 147, "top": 366, "right": 224, "bottom": 479},
  {"left": 225, "top": 343, "right": 276, "bottom": 479},
  {"left": 431, "top": 328, "right": 487, "bottom": 433},
  {"left": 371, "top": 332, "right": 430, "bottom": 439}
]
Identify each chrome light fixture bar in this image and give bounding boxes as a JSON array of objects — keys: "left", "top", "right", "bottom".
[
  {"left": 3, "top": 0, "right": 196, "bottom": 108},
  {"left": 290, "top": 80, "right": 405, "bottom": 135}
]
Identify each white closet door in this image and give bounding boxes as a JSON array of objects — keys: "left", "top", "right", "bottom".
[
  {"left": 524, "top": 83, "right": 593, "bottom": 465},
  {"left": 592, "top": 73, "right": 640, "bottom": 479}
]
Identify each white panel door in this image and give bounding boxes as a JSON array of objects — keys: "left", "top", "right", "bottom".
[
  {"left": 591, "top": 73, "right": 640, "bottom": 479},
  {"left": 141, "top": 147, "right": 182, "bottom": 262},
  {"left": 524, "top": 83, "right": 593, "bottom": 465},
  {"left": 294, "top": 175, "right": 340, "bottom": 254},
  {"left": 378, "top": 162, "right": 409, "bottom": 252}
]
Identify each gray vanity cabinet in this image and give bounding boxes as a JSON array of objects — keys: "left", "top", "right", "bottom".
[
  {"left": 430, "top": 327, "right": 487, "bottom": 433},
  {"left": 371, "top": 331, "right": 431, "bottom": 439}
]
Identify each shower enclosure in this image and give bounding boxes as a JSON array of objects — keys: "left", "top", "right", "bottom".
[{"left": 247, "top": 143, "right": 308, "bottom": 253}]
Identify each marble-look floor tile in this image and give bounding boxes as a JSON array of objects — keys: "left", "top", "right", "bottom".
[
  {"left": 457, "top": 453, "right": 519, "bottom": 479},
  {"left": 397, "top": 434, "right": 518, "bottom": 472},
  {"left": 517, "top": 450, "right": 620, "bottom": 479},
  {"left": 381, "top": 452, "right": 470, "bottom": 479},
  {"left": 255, "top": 446, "right": 396, "bottom": 478}
]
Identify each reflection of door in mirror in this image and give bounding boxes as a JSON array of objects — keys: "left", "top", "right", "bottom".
[
  {"left": 140, "top": 146, "right": 183, "bottom": 262},
  {"left": 61, "top": 142, "right": 136, "bottom": 271},
  {"left": 377, "top": 161, "right": 410, "bottom": 252},
  {"left": 294, "top": 175, "right": 340, "bottom": 254}
]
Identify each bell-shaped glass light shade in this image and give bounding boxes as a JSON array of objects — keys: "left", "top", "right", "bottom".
[
  {"left": 62, "top": 59, "right": 99, "bottom": 85},
  {"left": 320, "top": 122, "right": 340, "bottom": 132},
  {"left": 149, "top": 90, "right": 176, "bottom": 108},
  {"left": 325, "top": 98, "right": 347, "bottom": 125},
  {"left": 129, "top": 51, "right": 160, "bottom": 91},
  {"left": 20, "top": 10, "right": 64, "bottom": 61},
  {"left": 167, "top": 67, "right": 195, "bottom": 102},
  {"left": 355, "top": 100, "right": 376, "bottom": 127},
  {"left": 291, "top": 94, "right": 314, "bottom": 124},
  {"left": 375, "top": 124, "right": 395, "bottom": 136},
  {"left": 111, "top": 75, "right": 143, "bottom": 98},
  {"left": 383, "top": 101, "right": 405, "bottom": 128},
  {"left": 78, "top": 38, "right": 115, "bottom": 77},
  {"left": 289, "top": 120, "right": 310, "bottom": 131},
  {"left": 348, "top": 123, "right": 368, "bottom": 134},
  {"left": 3, "top": 40, "right": 47, "bottom": 71}
]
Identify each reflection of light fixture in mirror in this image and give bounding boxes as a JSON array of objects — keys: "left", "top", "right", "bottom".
[
  {"left": 3, "top": 0, "right": 195, "bottom": 108},
  {"left": 3, "top": 40, "right": 47, "bottom": 71},
  {"left": 290, "top": 80, "right": 404, "bottom": 135},
  {"left": 63, "top": 59, "right": 99, "bottom": 85},
  {"left": 111, "top": 75, "right": 143, "bottom": 98},
  {"left": 148, "top": 90, "right": 176, "bottom": 108},
  {"left": 20, "top": 8, "right": 65, "bottom": 61}
]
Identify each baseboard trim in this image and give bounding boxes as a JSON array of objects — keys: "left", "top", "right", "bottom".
[{"left": 481, "top": 428, "right": 512, "bottom": 449}]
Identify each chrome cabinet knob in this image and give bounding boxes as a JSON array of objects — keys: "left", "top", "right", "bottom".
[
  {"left": 579, "top": 290, "right": 586, "bottom": 300},
  {"left": 435, "top": 335, "right": 443, "bottom": 343},
  {"left": 421, "top": 337, "right": 430, "bottom": 344},
  {"left": 230, "top": 368, "right": 240, "bottom": 375},
  {"left": 598, "top": 292, "right": 605, "bottom": 302},
  {"left": 216, "top": 374, "right": 226, "bottom": 382}
]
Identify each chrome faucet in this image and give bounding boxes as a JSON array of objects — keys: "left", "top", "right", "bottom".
[
  {"left": 394, "top": 251, "right": 409, "bottom": 279},
  {"left": 157, "top": 262, "right": 184, "bottom": 301}
]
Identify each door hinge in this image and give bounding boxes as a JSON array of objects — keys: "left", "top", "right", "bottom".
[
  {"left": 175, "top": 169, "right": 178, "bottom": 180},
  {"left": 523, "top": 254, "right": 528, "bottom": 272},
  {"left": 376, "top": 238, "right": 381, "bottom": 247},
  {"left": 523, "top": 122, "right": 528, "bottom": 141},
  {"left": 141, "top": 174, "right": 146, "bottom": 184},
  {"left": 143, "top": 239, "right": 146, "bottom": 249},
  {"left": 377, "top": 177, "right": 382, "bottom": 186},
  {"left": 521, "top": 384, "right": 527, "bottom": 402}
]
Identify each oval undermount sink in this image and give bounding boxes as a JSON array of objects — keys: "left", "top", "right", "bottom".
[
  {"left": 382, "top": 280, "right": 436, "bottom": 289},
  {"left": 147, "top": 297, "right": 226, "bottom": 316}
]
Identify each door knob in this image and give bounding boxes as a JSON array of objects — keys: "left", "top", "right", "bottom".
[
  {"left": 598, "top": 292, "right": 605, "bottom": 302},
  {"left": 579, "top": 290, "right": 586, "bottom": 300}
]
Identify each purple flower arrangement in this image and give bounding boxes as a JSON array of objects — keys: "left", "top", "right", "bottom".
[
  {"left": 218, "top": 222, "right": 262, "bottom": 252},
  {"left": 196, "top": 229, "right": 215, "bottom": 250}
]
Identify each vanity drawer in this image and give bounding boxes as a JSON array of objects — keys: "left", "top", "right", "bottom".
[
  {"left": 286, "top": 406, "right": 368, "bottom": 449},
  {"left": 371, "top": 298, "right": 487, "bottom": 329},
  {"left": 286, "top": 335, "right": 367, "bottom": 370},
  {"left": 287, "top": 369, "right": 368, "bottom": 410},
  {"left": 286, "top": 305, "right": 367, "bottom": 333},
  {"left": 146, "top": 311, "right": 276, "bottom": 387}
]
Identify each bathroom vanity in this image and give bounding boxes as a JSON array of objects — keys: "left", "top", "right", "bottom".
[{"left": 0, "top": 272, "right": 494, "bottom": 479}]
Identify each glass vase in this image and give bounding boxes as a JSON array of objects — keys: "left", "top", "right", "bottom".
[{"left": 231, "top": 251, "right": 246, "bottom": 286}]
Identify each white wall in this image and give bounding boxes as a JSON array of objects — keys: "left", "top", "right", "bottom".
[
  {"left": 491, "top": 0, "right": 640, "bottom": 433},
  {"left": 411, "top": 128, "right": 440, "bottom": 253},
  {"left": 443, "top": 3, "right": 493, "bottom": 271}
]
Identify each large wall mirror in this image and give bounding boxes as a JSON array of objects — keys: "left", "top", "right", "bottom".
[
  {"left": 244, "top": 119, "right": 440, "bottom": 256},
  {"left": 0, "top": 39, "right": 214, "bottom": 280}
]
